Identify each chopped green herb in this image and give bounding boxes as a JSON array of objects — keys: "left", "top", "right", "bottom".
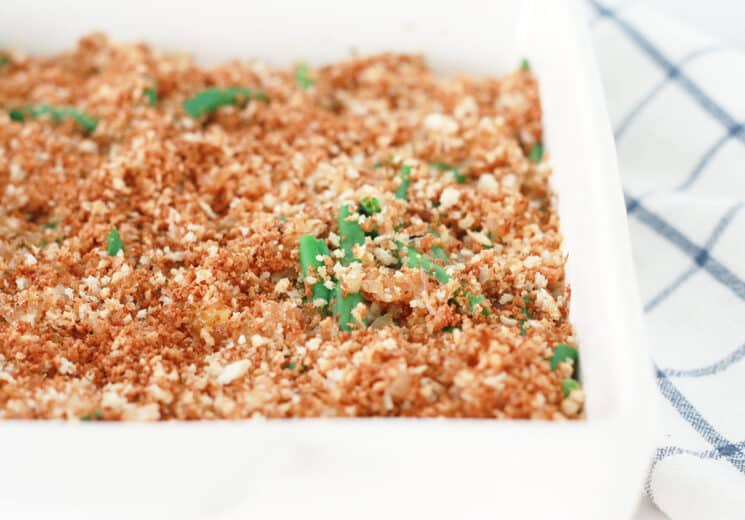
[
  {"left": 520, "top": 58, "right": 530, "bottom": 71},
  {"left": 521, "top": 294, "right": 534, "bottom": 320},
  {"left": 428, "top": 227, "right": 441, "bottom": 238},
  {"left": 431, "top": 162, "right": 466, "bottom": 184},
  {"left": 81, "top": 410, "right": 102, "bottom": 421},
  {"left": 374, "top": 156, "right": 393, "bottom": 169},
  {"left": 442, "top": 326, "right": 458, "bottom": 334},
  {"left": 550, "top": 343, "right": 578, "bottom": 372},
  {"left": 294, "top": 63, "right": 314, "bottom": 90},
  {"left": 395, "top": 165, "right": 412, "bottom": 200},
  {"left": 9, "top": 108, "right": 24, "bottom": 122},
  {"left": 182, "top": 87, "right": 268, "bottom": 118},
  {"left": 39, "top": 219, "right": 60, "bottom": 249},
  {"left": 35, "top": 105, "right": 97, "bottom": 133},
  {"left": 144, "top": 87, "right": 158, "bottom": 107},
  {"left": 333, "top": 284, "right": 365, "bottom": 332},
  {"left": 9, "top": 104, "right": 98, "bottom": 133},
  {"left": 448, "top": 287, "right": 491, "bottom": 317},
  {"left": 0, "top": 55, "right": 8, "bottom": 68},
  {"left": 519, "top": 319, "right": 527, "bottom": 336},
  {"left": 561, "top": 378, "right": 580, "bottom": 397},
  {"left": 298, "top": 234, "right": 332, "bottom": 306},
  {"left": 359, "top": 196, "right": 381, "bottom": 216},
  {"left": 466, "top": 293, "right": 491, "bottom": 316},
  {"left": 528, "top": 143, "right": 543, "bottom": 163},
  {"left": 430, "top": 162, "right": 449, "bottom": 171},
  {"left": 278, "top": 215, "right": 288, "bottom": 223},
  {"left": 397, "top": 242, "right": 451, "bottom": 284},
  {"left": 106, "top": 229, "right": 124, "bottom": 257},
  {"left": 429, "top": 245, "right": 449, "bottom": 262},
  {"left": 338, "top": 204, "right": 366, "bottom": 264},
  {"left": 283, "top": 362, "right": 297, "bottom": 370}
]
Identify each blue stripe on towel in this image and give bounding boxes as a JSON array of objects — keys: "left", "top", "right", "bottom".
[
  {"left": 660, "top": 342, "right": 745, "bottom": 378},
  {"left": 655, "top": 369, "right": 745, "bottom": 475},
  {"left": 614, "top": 46, "right": 722, "bottom": 140},
  {"left": 644, "top": 203, "right": 742, "bottom": 311}
]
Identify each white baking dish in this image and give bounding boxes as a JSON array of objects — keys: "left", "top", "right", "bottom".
[{"left": 0, "top": 0, "right": 657, "bottom": 518}]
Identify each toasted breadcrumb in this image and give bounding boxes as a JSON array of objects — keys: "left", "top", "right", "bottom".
[{"left": 0, "top": 35, "right": 582, "bottom": 420}]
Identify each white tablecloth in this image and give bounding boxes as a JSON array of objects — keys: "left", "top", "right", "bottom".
[{"left": 589, "top": 1, "right": 745, "bottom": 518}]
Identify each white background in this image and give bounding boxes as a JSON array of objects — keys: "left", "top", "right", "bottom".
[{"left": 646, "top": 0, "right": 745, "bottom": 50}]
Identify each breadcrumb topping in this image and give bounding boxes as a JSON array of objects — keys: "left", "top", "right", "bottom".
[{"left": 0, "top": 35, "right": 583, "bottom": 420}]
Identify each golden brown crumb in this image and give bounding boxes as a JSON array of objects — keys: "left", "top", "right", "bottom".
[{"left": 0, "top": 34, "right": 582, "bottom": 420}]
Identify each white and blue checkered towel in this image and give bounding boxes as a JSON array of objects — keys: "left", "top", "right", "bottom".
[{"left": 588, "top": 2, "right": 745, "bottom": 518}]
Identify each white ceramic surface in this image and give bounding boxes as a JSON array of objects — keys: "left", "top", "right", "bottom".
[{"left": 0, "top": 1, "right": 657, "bottom": 518}]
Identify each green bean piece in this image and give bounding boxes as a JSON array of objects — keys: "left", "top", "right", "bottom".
[
  {"left": 298, "top": 234, "right": 332, "bottom": 306},
  {"left": 333, "top": 285, "right": 365, "bottom": 332},
  {"left": 429, "top": 245, "right": 449, "bottom": 262},
  {"left": 397, "top": 241, "right": 450, "bottom": 284},
  {"left": 335, "top": 205, "right": 368, "bottom": 330},
  {"left": 338, "top": 204, "right": 365, "bottom": 265},
  {"left": 395, "top": 165, "right": 412, "bottom": 200}
]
